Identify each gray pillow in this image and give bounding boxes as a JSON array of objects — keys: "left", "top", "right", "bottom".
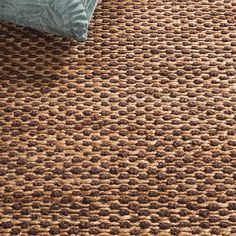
[{"left": 0, "top": 0, "right": 101, "bottom": 41}]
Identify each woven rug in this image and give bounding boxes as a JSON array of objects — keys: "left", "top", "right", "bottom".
[{"left": 0, "top": 0, "right": 236, "bottom": 235}]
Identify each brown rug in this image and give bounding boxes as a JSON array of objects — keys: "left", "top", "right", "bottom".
[{"left": 1, "top": 0, "right": 236, "bottom": 235}]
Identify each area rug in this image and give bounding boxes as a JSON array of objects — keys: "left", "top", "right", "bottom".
[{"left": 0, "top": 0, "right": 236, "bottom": 235}]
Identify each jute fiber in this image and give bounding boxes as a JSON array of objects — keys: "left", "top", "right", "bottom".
[{"left": 0, "top": 0, "right": 236, "bottom": 235}]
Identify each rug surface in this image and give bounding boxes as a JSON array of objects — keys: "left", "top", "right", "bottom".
[{"left": 0, "top": 0, "right": 236, "bottom": 235}]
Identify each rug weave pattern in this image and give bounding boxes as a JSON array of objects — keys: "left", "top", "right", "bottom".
[{"left": 0, "top": 0, "right": 236, "bottom": 235}]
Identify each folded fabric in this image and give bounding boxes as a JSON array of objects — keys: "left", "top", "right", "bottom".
[{"left": 0, "top": 0, "right": 101, "bottom": 41}]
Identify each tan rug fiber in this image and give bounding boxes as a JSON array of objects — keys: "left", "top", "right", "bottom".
[{"left": 0, "top": 0, "right": 236, "bottom": 235}]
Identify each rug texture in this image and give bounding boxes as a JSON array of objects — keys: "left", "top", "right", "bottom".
[{"left": 0, "top": 0, "right": 236, "bottom": 235}]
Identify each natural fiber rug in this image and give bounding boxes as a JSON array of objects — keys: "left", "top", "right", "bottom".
[{"left": 0, "top": 0, "right": 236, "bottom": 235}]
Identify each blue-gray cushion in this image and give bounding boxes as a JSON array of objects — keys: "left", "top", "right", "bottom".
[{"left": 0, "top": 0, "right": 100, "bottom": 41}]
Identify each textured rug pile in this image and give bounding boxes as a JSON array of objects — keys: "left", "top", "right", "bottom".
[{"left": 0, "top": 0, "right": 236, "bottom": 235}]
